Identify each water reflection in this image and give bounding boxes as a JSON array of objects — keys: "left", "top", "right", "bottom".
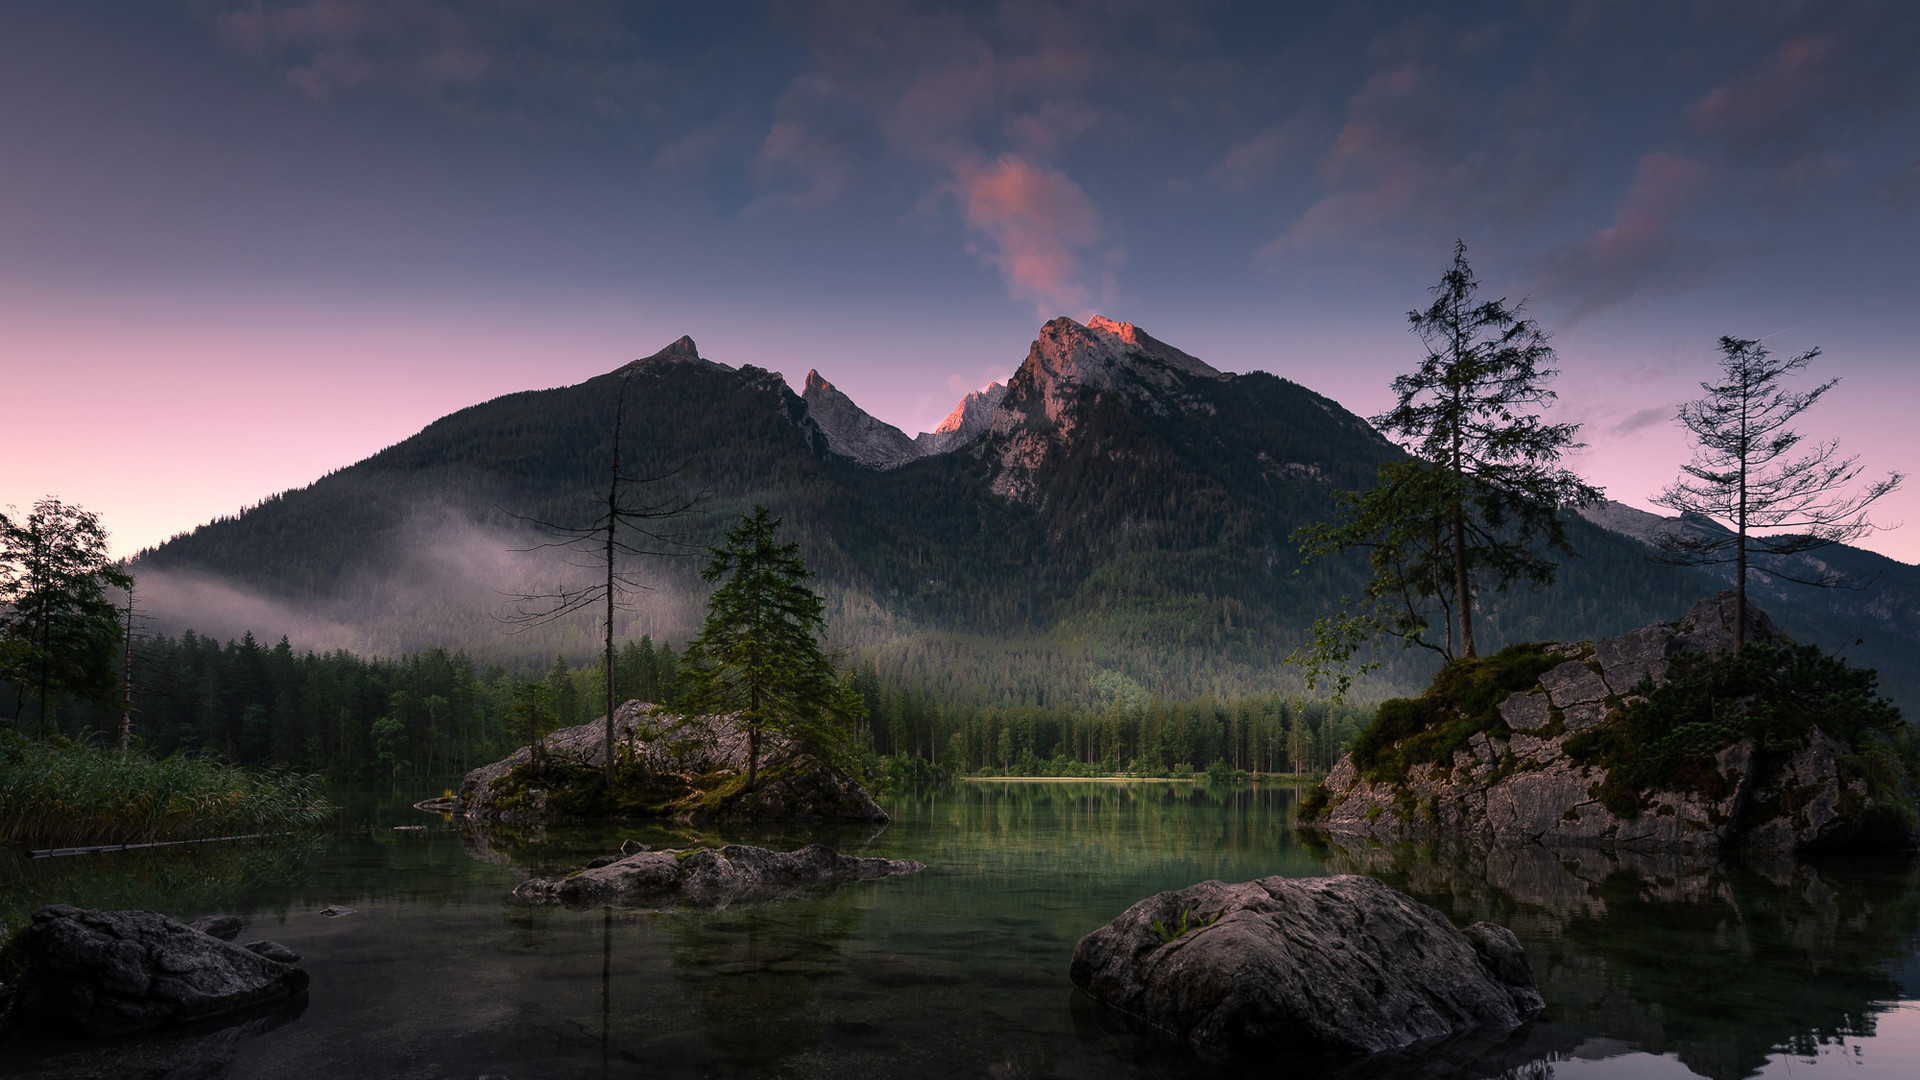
[
  {"left": 1, "top": 780, "right": 1916, "bottom": 1080},
  {"left": 1313, "top": 835, "right": 1920, "bottom": 1080}
]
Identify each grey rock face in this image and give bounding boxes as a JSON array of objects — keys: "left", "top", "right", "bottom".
[
  {"left": 1306, "top": 593, "right": 1898, "bottom": 856},
  {"left": 511, "top": 843, "right": 925, "bottom": 909},
  {"left": 1069, "top": 875, "right": 1541, "bottom": 1058},
  {"left": 15, "top": 906, "right": 309, "bottom": 1036},
  {"left": 914, "top": 382, "right": 1006, "bottom": 454},
  {"left": 801, "top": 369, "right": 924, "bottom": 470}
]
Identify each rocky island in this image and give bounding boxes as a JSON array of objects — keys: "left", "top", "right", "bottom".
[
  {"left": 440, "top": 700, "right": 889, "bottom": 825},
  {"left": 513, "top": 842, "right": 926, "bottom": 909},
  {"left": 1299, "top": 594, "right": 1919, "bottom": 855}
]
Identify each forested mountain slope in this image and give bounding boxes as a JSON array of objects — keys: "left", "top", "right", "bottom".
[{"left": 136, "top": 317, "right": 1906, "bottom": 708}]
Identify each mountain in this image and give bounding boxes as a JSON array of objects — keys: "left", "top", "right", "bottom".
[
  {"left": 132, "top": 317, "right": 1907, "bottom": 709},
  {"left": 1576, "top": 500, "right": 1920, "bottom": 706},
  {"left": 800, "top": 370, "right": 922, "bottom": 470}
]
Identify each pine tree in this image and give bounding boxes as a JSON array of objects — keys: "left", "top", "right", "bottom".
[
  {"left": 0, "top": 498, "right": 133, "bottom": 730},
  {"left": 1293, "top": 243, "right": 1599, "bottom": 689},
  {"left": 678, "top": 506, "right": 863, "bottom": 790}
]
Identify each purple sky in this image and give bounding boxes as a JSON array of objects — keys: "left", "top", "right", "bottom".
[{"left": 5, "top": 1, "right": 1916, "bottom": 562}]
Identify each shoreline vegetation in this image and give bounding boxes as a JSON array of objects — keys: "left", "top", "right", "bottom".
[{"left": 0, "top": 733, "right": 336, "bottom": 851}]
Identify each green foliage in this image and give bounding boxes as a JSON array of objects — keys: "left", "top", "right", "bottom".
[
  {"left": 1203, "top": 758, "right": 1240, "bottom": 784},
  {"left": 41, "top": 627, "right": 681, "bottom": 779},
  {"left": 1349, "top": 642, "right": 1562, "bottom": 784},
  {"left": 0, "top": 731, "right": 334, "bottom": 848},
  {"left": 1294, "top": 243, "right": 1601, "bottom": 676},
  {"left": 1296, "top": 783, "right": 1331, "bottom": 821},
  {"left": 0, "top": 499, "right": 133, "bottom": 726},
  {"left": 678, "top": 506, "right": 865, "bottom": 786},
  {"left": 1151, "top": 908, "right": 1220, "bottom": 945},
  {"left": 1564, "top": 642, "right": 1909, "bottom": 819}
]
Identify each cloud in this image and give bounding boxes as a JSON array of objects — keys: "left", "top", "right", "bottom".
[
  {"left": 203, "top": 1, "right": 658, "bottom": 120},
  {"left": 1611, "top": 405, "right": 1674, "bottom": 436},
  {"left": 1210, "top": 126, "right": 1294, "bottom": 192},
  {"left": 955, "top": 155, "right": 1112, "bottom": 314},
  {"left": 1260, "top": 63, "right": 1446, "bottom": 259},
  {"left": 1689, "top": 34, "right": 1833, "bottom": 143},
  {"left": 1534, "top": 151, "right": 1711, "bottom": 318},
  {"left": 746, "top": 74, "right": 868, "bottom": 211}
]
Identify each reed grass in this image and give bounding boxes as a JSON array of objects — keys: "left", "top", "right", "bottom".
[{"left": 0, "top": 734, "right": 335, "bottom": 849}]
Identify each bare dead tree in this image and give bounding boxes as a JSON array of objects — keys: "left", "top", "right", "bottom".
[
  {"left": 118, "top": 577, "right": 151, "bottom": 755},
  {"left": 1652, "top": 336, "right": 1904, "bottom": 649},
  {"left": 502, "top": 369, "right": 704, "bottom": 786}
]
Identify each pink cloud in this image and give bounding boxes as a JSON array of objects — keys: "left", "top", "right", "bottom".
[
  {"left": 955, "top": 155, "right": 1108, "bottom": 314},
  {"left": 1689, "top": 34, "right": 1833, "bottom": 138},
  {"left": 1536, "top": 151, "right": 1710, "bottom": 317},
  {"left": 1258, "top": 64, "right": 1454, "bottom": 259}
]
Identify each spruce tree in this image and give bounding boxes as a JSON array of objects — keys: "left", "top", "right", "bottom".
[
  {"left": 1294, "top": 243, "right": 1599, "bottom": 689},
  {"left": 0, "top": 498, "right": 133, "bottom": 730},
  {"left": 678, "top": 506, "right": 862, "bottom": 790}
]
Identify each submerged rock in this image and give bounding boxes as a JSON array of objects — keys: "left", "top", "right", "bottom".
[
  {"left": 1303, "top": 593, "right": 1915, "bottom": 855},
  {"left": 512, "top": 843, "right": 925, "bottom": 909},
  {"left": 1069, "top": 875, "right": 1541, "bottom": 1058},
  {"left": 186, "top": 914, "right": 243, "bottom": 942},
  {"left": 10, "top": 906, "right": 309, "bottom": 1036},
  {"left": 452, "top": 702, "right": 889, "bottom": 825}
]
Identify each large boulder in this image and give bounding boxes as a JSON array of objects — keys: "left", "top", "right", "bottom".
[
  {"left": 8, "top": 906, "right": 308, "bottom": 1036},
  {"left": 454, "top": 702, "right": 888, "bottom": 825},
  {"left": 1303, "top": 593, "right": 1914, "bottom": 855},
  {"left": 511, "top": 843, "right": 925, "bottom": 909},
  {"left": 1069, "top": 875, "right": 1541, "bottom": 1058}
]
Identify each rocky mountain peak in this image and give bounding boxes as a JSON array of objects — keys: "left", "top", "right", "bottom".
[
  {"left": 800, "top": 368, "right": 921, "bottom": 470},
  {"left": 986, "top": 316, "right": 1227, "bottom": 499},
  {"left": 629, "top": 334, "right": 729, "bottom": 372},
  {"left": 914, "top": 382, "right": 1007, "bottom": 455}
]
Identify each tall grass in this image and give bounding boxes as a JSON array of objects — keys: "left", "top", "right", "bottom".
[{"left": 0, "top": 734, "right": 335, "bottom": 849}]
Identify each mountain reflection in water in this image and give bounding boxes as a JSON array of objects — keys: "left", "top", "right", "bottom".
[{"left": 0, "top": 780, "right": 1915, "bottom": 1079}]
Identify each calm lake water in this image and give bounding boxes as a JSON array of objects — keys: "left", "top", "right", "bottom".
[{"left": 4, "top": 779, "right": 1919, "bottom": 1079}]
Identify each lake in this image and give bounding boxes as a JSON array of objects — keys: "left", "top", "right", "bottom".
[{"left": 4, "top": 779, "right": 1919, "bottom": 1079}]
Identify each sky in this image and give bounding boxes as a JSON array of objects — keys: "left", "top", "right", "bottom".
[{"left": 3, "top": 0, "right": 1917, "bottom": 563}]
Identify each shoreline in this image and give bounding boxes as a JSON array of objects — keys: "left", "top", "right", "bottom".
[{"left": 957, "top": 775, "right": 1319, "bottom": 785}]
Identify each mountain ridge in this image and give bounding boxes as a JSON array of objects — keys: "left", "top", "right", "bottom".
[{"left": 128, "top": 317, "right": 1914, "bottom": 709}]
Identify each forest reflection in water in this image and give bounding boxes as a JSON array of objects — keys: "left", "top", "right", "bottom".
[{"left": 1, "top": 779, "right": 1917, "bottom": 1079}]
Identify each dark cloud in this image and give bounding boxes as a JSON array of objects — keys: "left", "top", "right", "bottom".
[
  {"left": 201, "top": 0, "right": 669, "bottom": 120},
  {"left": 1534, "top": 152, "right": 1712, "bottom": 319}
]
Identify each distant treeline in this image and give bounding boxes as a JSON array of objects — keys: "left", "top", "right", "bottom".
[
  {"left": 20, "top": 628, "right": 1360, "bottom": 780},
  {"left": 15, "top": 630, "right": 680, "bottom": 779},
  {"left": 851, "top": 665, "right": 1364, "bottom": 777}
]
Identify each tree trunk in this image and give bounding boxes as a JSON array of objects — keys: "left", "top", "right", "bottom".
[
  {"left": 747, "top": 685, "right": 761, "bottom": 791},
  {"left": 119, "top": 585, "right": 134, "bottom": 755},
  {"left": 1452, "top": 507, "right": 1475, "bottom": 659}
]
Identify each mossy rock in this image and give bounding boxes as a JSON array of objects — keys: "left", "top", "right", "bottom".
[{"left": 1350, "top": 643, "right": 1563, "bottom": 785}]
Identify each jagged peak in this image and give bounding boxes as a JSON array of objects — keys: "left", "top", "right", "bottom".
[
  {"left": 933, "top": 382, "right": 1007, "bottom": 435},
  {"left": 1024, "top": 315, "right": 1225, "bottom": 391},
  {"left": 626, "top": 334, "right": 730, "bottom": 372},
  {"left": 800, "top": 366, "right": 920, "bottom": 470}
]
